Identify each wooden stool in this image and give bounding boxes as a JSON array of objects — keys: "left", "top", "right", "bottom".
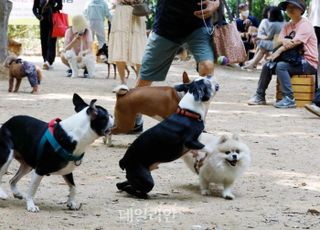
[{"left": 276, "top": 75, "right": 315, "bottom": 107}]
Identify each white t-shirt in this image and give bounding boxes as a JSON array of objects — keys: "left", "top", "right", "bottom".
[{"left": 309, "top": 0, "right": 320, "bottom": 27}]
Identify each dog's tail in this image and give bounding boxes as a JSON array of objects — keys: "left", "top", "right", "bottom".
[{"left": 113, "top": 84, "right": 129, "bottom": 96}]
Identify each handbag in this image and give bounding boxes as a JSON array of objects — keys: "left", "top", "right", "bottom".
[
  {"left": 132, "top": 0, "right": 150, "bottom": 17},
  {"left": 52, "top": 11, "right": 69, "bottom": 38},
  {"left": 273, "top": 31, "right": 304, "bottom": 66},
  {"left": 213, "top": 0, "right": 247, "bottom": 64}
]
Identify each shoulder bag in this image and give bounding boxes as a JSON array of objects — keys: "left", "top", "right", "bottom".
[
  {"left": 213, "top": 0, "right": 247, "bottom": 64},
  {"left": 132, "top": 0, "right": 150, "bottom": 17}
]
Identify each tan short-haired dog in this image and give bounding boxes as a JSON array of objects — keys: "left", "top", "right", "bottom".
[{"left": 4, "top": 55, "right": 43, "bottom": 94}]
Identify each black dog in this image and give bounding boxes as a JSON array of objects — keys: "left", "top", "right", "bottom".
[
  {"left": 0, "top": 94, "right": 113, "bottom": 212},
  {"left": 117, "top": 77, "right": 218, "bottom": 199}
]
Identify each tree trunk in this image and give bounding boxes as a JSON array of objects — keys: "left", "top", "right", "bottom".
[{"left": 0, "top": 0, "right": 13, "bottom": 62}]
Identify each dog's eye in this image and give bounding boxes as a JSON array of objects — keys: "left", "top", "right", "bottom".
[
  {"left": 225, "top": 151, "right": 231, "bottom": 155},
  {"left": 235, "top": 150, "right": 240, "bottom": 154}
]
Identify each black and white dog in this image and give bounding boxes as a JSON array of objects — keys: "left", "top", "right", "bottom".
[
  {"left": 117, "top": 76, "right": 219, "bottom": 199},
  {"left": 0, "top": 94, "right": 113, "bottom": 212}
]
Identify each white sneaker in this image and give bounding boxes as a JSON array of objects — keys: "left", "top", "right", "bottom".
[{"left": 112, "top": 84, "right": 129, "bottom": 93}]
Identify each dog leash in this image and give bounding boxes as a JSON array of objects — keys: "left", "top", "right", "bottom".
[
  {"left": 200, "top": 0, "right": 214, "bottom": 35},
  {"left": 37, "top": 118, "right": 84, "bottom": 165}
]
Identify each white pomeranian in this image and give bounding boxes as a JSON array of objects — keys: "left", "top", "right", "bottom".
[{"left": 182, "top": 133, "right": 251, "bottom": 199}]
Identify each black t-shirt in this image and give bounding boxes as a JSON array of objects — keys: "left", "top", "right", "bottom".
[{"left": 153, "top": 0, "right": 211, "bottom": 42}]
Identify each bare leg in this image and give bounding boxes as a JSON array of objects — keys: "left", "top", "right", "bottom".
[
  {"left": 115, "top": 61, "right": 127, "bottom": 85},
  {"left": 243, "top": 48, "right": 267, "bottom": 69},
  {"left": 25, "top": 171, "right": 43, "bottom": 212},
  {"left": 198, "top": 60, "right": 214, "bottom": 76}
]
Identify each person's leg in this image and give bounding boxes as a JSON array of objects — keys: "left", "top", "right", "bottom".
[
  {"left": 243, "top": 48, "right": 267, "bottom": 69},
  {"left": 187, "top": 27, "right": 214, "bottom": 76},
  {"left": 64, "top": 50, "right": 79, "bottom": 78},
  {"left": 275, "top": 61, "right": 317, "bottom": 108},
  {"left": 116, "top": 61, "right": 128, "bottom": 85},
  {"left": 44, "top": 14, "right": 56, "bottom": 66},
  {"left": 39, "top": 20, "right": 48, "bottom": 65},
  {"left": 133, "top": 32, "right": 181, "bottom": 131},
  {"left": 137, "top": 32, "right": 180, "bottom": 87},
  {"left": 95, "top": 21, "right": 106, "bottom": 49},
  {"left": 248, "top": 62, "right": 274, "bottom": 105},
  {"left": 256, "top": 63, "right": 273, "bottom": 97}
]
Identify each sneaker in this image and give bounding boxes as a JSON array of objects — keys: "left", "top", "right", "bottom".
[
  {"left": 83, "top": 68, "right": 89, "bottom": 78},
  {"left": 274, "top": 96, "right": 296, "bottom": 108},
  {"left": 305, "top": 104, "right": 320, "bottom": 117},
  {"left": 42, "top": 62, "right": 49, "bottom": 70},
  {"left": 112, "top": 84, "right": 129, "bottom": 93},
  {"left": 66, "top": 69, "right": 72, "bottom": 77},
  {"left": 127, "top": 123, "right": 143, "bottom": 134},
  {"left": 248, "top": 94, "right": 266, "bottom": 105}
]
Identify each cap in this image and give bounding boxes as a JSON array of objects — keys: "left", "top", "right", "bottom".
[{"left": 278, "top": 0, "right": 306, "bottom": 14}]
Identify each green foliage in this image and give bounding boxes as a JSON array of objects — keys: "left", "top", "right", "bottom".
[
  {"left": 146, "top": 0, "right": 157, "bottom": 30},
  {"left": 226, "top": 0, "right": 311, "bottom": 21},
  {"left": 8, "top": 25, "right": 40, "bottom": 39}
]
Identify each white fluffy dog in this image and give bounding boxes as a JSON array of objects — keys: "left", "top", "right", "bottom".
[{"left": 182, "top": 133, "right": 251, "bottom": 199}]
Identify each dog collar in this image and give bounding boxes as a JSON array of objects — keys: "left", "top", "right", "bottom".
[
  {"left": 176, "top": 107, "right": 201, "bottom": 120},
  {"left": 37, "top": 118, "right": 84, "bottom": 164}
]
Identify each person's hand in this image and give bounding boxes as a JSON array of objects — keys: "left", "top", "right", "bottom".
[
  {"left": 194, "top": 0, "right": 220, "bottom": 19},
  {"left": 282, "top": 38, "right": 297, "bottom": 49},
  {"left": 268, "top": 47, "right": 284, "bottom": 61},
  {"left": 243, "top": 18, "right": 252, "bottom": 26},
  {"left": 35, "top": 14, "right": 43, "bottom": 20}
]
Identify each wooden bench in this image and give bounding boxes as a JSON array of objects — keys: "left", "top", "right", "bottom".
[{"left": 276, "top": 75, "right": 316, "bottom": 107}]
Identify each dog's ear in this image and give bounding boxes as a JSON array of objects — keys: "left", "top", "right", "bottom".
[
  {"left": 218, "top": 135, "right": 229, "bottom": 144},
  {"left": 174, "top": 83, "right": 189, "bottom": 93},
  {"left": 232, "top": 134, "right": 240, "bottom": 141},
  {"left": 87, "top": 99, "right": 98, "bottom": 120},
  {"left": 73, "top": 93, "right": 88, "bottom": 112},
  {"left": 182, "top": 71, "right": 190, "bottom": 83}
]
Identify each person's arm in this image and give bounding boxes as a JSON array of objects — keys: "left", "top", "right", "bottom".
[
  {"left": 64, "top": 29, "right": 81, "bottom": 52},
  {"left": 104, "top": 2, "right": 113, "bottom": 22},
  {"left": 33, "top": 0, "right": 42, "bottom": 20},
  {"left": 194, "top": 0, "right": 220, "bottom": 19}
]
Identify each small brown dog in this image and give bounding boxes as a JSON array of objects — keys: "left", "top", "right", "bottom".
[
  {"left": 4, "top": 55, "right": 43, "bottom": 94},
  {"left": 8, "top": 38, "right": 22, "bottom": 56}
]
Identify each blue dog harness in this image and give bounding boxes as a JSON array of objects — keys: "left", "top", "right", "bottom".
[{"left": 37, "top": 118, "right": 84, "bottom": 165}]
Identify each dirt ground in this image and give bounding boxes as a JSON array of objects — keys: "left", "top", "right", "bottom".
[{"left": 0, "top": 56, "right": 319, "bottom": 230}]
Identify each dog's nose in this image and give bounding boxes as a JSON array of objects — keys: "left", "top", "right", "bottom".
[{"left": 232, "top": 155, "right": 237, "bottom": 160}]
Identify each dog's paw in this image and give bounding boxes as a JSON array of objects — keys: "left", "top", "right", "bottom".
[
  {"left": 67, "top": 201, "right": 82, "bottom": 210},
  {"left": 27, "top": 203, "right": 40, "bottom": 212},
  {"left": 0, "top": 188, "right": 8, "bottom": 200},
  {"left": 222, "top": 191, "right": 235, "bottom": 200},
  {"left": 200, "top": 189, "right": 211, "bottom": 196}
]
